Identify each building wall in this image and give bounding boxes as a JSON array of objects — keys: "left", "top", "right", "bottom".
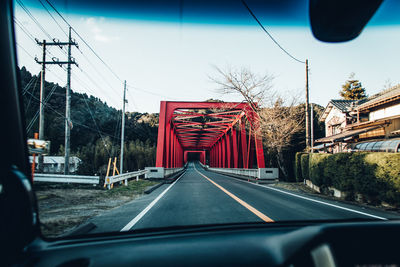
[
  {"left": 369, "top": 103, "right": 400, "bottom": 121},
  {"left": 386, "top": 117, "right": 400, "bottom": 138},
  {"left": 325, "top": 107, "right": 347, "bottom": 137}
]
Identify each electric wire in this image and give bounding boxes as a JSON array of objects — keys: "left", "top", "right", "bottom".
[
  {"left": 25, "top": 75, "right": 40, "bottom": 112},
  {"left": 26, "top": 83, "right": 58, "bottom": 132},
  {"left": 241, "top": 0, "right": 305, "bottom": 64},
  {"left": 71, "top": 72, "right": 122, "bottom": 143},
  {"left": 16, "top": 0, "right": 53, "bottom": 40},
  {"left": 24, "top": 88, "right": 121, "bottom": 140},
  {"left": 44, "top": 0, "right": 124, "bottom": 83},
  {"left": 22, "top": 75, "right": 39, "bottom": 95},
  {"left": 80, "top": 94, "right": 112, "bottom": 156},
  {"left": 37, "top": 0, "right": 68, "bottom": 38}
]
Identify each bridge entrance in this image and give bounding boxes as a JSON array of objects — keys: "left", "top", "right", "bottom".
[{"left": 184, "top": 150, "right": 206, "bottom": 164}]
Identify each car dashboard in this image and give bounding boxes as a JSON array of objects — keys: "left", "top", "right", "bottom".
[{"left": 24, "top": 220, "right": 400, "bottom": 267}]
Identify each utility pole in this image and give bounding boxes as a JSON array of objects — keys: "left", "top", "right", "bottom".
[
  {"left": 311, "top": 102, "right": 314, "bottom": 150},
  {"left": 64, "top": 27, "right": 77, "bottom": 175},
  {"left": 120, "top": 80, "right": 127, "bottom": 176},
  {"left": 37, "top": 40, "right": 46, "bottom": 172},
  {"left": 305, "top": 59, "right": 311, "bottom": 149},
  {"left": 35, "top": 27, "right": 78, "bottom": 175}
]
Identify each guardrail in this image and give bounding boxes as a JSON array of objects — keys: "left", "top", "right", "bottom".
[
  {"left": 104, "top": 169, "right": 148, "bottom": 189},
  {"left": 200, "top": 163, "right": 278, "bottom": 180},
  {"left": 34, "top": 173, "right": 100, "bottom": 184}
]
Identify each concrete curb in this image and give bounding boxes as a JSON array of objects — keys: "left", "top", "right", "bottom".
[
  {"left": 164, "top": 170, "right": 185, "bottom": 184},
  {"left": 144, "top": 182, "right": 165, "bottom": 194},
  {"left": 144, "top": 170, "right": 186, "bottom": 194}
]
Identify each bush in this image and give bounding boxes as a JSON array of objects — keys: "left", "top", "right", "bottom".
[
  {"left": 300, "top": 154, "right": 309, "bottom": 180},
  {"left": 295, "top": 152, "right": 305, "bottom": 181},
  {"left": 304, "top": 152, "right": 400, "bottom": 206}
]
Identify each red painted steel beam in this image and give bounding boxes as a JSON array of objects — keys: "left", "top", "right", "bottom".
[{"left": 232, "top": 128, "right": 238, "bottom": 168}]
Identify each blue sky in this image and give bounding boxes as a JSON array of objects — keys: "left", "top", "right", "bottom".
[{"left": 14, "top": 0, "right": 400, "bottom": 113}]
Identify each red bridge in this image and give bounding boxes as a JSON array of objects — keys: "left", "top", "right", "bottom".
[{"left": 155, "top": 101, "right": 265, "bottom": 169}]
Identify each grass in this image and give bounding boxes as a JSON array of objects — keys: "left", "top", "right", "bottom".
[{"left": 105, "top": 179, "right": 160, "bottom": 198}]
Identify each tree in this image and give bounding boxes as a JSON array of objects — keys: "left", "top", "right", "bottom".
[
  {"left": 211, "top": 66, "right": 304, "bottom": 179},
  {"left": 340, "top": 73, "right": 366, "bottom": 100}
]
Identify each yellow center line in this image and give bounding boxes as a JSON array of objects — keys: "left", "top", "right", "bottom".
[{"left": 194, "top": 166, "right": 274, "bottom": 223}]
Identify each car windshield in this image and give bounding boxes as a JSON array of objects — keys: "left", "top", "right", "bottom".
[{"left": 14, "top": 0, "right": 400, "bottom": 238}]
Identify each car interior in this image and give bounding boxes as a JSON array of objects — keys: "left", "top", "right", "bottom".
[{"left": 1, "top": 0, "right": 400, "bottom": 266}]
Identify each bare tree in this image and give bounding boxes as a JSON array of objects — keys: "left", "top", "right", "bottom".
[{"left": 211, "top": 66, "right": 304, "bottom": 178}]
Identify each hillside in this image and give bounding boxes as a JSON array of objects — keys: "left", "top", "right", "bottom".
[{"left": 20, "top": 67, "right": 159, "bottom": 174}]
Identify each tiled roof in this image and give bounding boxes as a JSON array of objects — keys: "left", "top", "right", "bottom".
[
  {"left": 320, "top": 98, "right": 366, "bottom": 122},
  {"left": 358, "top": 84, "right": 400, "bottom": 110},
  {"left": 330, "top": 99, "right": 359, "bottom": 112}
]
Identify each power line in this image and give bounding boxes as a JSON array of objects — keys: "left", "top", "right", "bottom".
[
  {"left": 25, "top": 75, "right": 40, "bottom": 112},
  {"left": 24, "top": 88, "right": 121, "bottom": 140},
  {"left": 16, "top": 0, "right": 53, "bottom": 40},
  {"left": 14, "top": 18, "right": 39, "bottom": 44},
  {"left": 22, "top": 74, "right": 39, "bottom": 95},
  {"left": 37, "top": 0, "right": 68, "bottom": 38},
  {"left": 76, "top": 66, "right": 121, "bottom": 103},
  {"left": 26, "top": 83, "right": 58, "bottom": 132},
  {"left": 76, "top": 48, "right": 122, "bottom": 97},
  {"left": 241, "top": 0, "right": 305, "bottom": 64},
  {"left": 127, "top": 84, "right": 175, "bottom": 100},
  {"left": 80, "top": 94, "right": 112, "bottom": 156},
  {"left": 16, "top": 41, "right": 36, "bottom": 61},
  {"left": 44, "top": 0, "right": 124, "bottom": 83}
]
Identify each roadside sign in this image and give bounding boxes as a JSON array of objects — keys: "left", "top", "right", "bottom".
[{"left": 27, "top": 139, "right": 50, "bottom": 155}]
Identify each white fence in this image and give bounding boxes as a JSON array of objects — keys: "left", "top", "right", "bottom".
[
  {"left": 34, "top": 173, "right": 100, "bottom": 184},
  {"left": 104, "top": 169, "right": 148, "bottom": 189}
]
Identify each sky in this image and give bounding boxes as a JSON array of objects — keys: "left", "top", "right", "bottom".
[{"left": 14, "top": 0, "right": 400, "bottom": 114}]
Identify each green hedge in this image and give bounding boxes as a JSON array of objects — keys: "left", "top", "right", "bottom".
[
  {"left": 295, "top": 152, "right": 306, "bottom": 181},
  {"left": 295, "top": 152, "right": 400, "bottom": 205},
  {"left": 300, "top": 154, "right": 309, "bottom": 180}
]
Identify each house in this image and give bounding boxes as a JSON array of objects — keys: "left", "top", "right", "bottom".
[
  {"left": 315, "top": 99, "right": 361, "bottom": 152},
  {"left": 315, "top": 85, "right": 400, "bottom": 153},
  {"left": 29, "top": 156, "right": 81, "bottom": 173}
]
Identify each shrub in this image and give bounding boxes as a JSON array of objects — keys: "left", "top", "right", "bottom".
[
  {"left": 307, "top": 152, "right": 400, "bottom": 206},
  {"left": 295, "top": 152, "right": 305, "bottom": 182},
  {"left": 300, "top": 153, "right": 309, "bottom": 180},
  {"left": 309, "top": 153, "right": 330, "bottom": 187}
]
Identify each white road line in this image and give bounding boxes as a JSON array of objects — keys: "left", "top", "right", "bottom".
[
  {"left": 202, "top": 168, "right": 387, "bottom": 221},
  {"left": 120, "top": 171, "right": 186, "bottom": 231}
]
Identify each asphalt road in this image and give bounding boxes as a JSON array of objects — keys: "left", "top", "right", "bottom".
[{"left": 87, "top": 162, "right": 400, "bottom": 234}]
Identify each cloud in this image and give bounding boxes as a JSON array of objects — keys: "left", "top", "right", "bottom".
[{"left": 85, "top": 17, "right": 119, "bottom": 43}]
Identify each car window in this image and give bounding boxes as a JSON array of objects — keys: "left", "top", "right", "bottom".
[{"left": 14, "top": 0, "right": 400, "bottom": 238}]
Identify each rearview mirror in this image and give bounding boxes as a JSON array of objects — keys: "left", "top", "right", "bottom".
[{"left": 309, "top": 0, "right": 383, "bottom": 42}]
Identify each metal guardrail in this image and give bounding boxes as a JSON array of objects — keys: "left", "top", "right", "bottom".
[
  {"left": 34, "top": 173, "right": 100, "bottom": 184},
  {"left": 104, "top": 169, "right": 148, "bottom": 189}
]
